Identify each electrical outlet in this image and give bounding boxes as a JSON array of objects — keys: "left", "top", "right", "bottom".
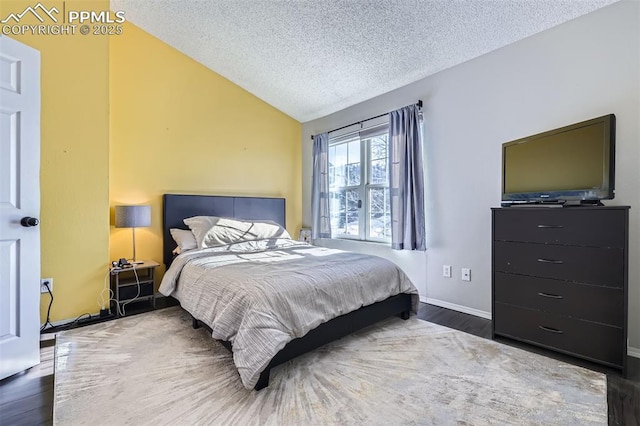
[
  {"left": 443, "top": 265, "right": 452, "bottom": 278},
  {"left": 461, "top": 268, "right": 471, "bottom": 282},
  {"left": 40, "top": 278, "right": 53, "bottom": 293}
]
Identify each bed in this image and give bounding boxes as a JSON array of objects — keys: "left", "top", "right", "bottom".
[{"left": 159, "top": 194, "right": 418, "bottom": 390}]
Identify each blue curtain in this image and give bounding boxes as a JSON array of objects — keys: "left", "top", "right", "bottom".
[
  {"left": 389, "top": 105, "right": 426, "bottom": 250},
  {"left": 311, "top": 133, "right": 331, "bottom": 239}
]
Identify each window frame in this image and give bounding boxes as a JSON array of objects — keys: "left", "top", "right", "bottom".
[{"left": 328, "top": 124, "right": 390, "bottom": 243}]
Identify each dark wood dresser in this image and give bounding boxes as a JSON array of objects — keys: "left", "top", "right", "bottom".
[{"left": 491, "top": 206, "right": 629, "bottom": 374}]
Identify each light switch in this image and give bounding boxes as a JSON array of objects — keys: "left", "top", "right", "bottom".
[{"left": 443, "top": 265, "right": 452, "bottom": 278}]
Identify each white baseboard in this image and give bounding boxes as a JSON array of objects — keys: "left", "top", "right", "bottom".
[
  {"left": 627, "top": 346, "right": 640, "bottom": 359},
  {"left": 420, "top": 296, "right": 492, "bottom": 320}
]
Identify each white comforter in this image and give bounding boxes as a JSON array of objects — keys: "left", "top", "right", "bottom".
[{"left": 159, "top": 238, "right": 418, "bottom": 389}]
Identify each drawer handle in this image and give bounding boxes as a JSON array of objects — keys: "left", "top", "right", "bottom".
[
  {"left": 537, "top": 224, "right": 564, "bottom": 229},
  {"left": 537, "top": 258, "right": 564, "bottom": 264},
  {"left": 537, "top": 292, "right": 564, "bottom": 299},
  {"left": 539, "top": 325, "right": 564, "bottom": 334}
]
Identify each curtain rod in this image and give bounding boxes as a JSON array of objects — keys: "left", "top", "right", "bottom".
[{"left": 310, "top": 100, "right": 422, "bottom": 140}]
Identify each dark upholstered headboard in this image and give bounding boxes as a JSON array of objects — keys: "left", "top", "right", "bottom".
[{"left": 162, "top": 194, "right": 286, "bottom": 267}]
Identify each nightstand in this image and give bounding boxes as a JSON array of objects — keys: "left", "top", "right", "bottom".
[{"left": 110, "top": 260, "right": 159, "bottom": 316}]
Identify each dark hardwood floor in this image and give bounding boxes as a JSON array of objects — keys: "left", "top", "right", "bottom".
[
  {"left": 0, "top": 338, "right": 54, "bottom": 426},
  {"left": 1, "top": 303, "right": 638, "bottom": 425}
]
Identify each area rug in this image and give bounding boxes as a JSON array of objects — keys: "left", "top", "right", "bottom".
[{"left": 53, "top": 307, "right": 607, "bottom": 425}]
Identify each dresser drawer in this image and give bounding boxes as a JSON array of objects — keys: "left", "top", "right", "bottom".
[
  {"left": 494, "top": 303, "right": 624, "bottom": 367},
  {"left": 494, "top": 272, "right": 624, "bottom": 326},
  {"left": 494, "top": 241, "right": 623, "bottom": 287},
  {"left": 493, "top": 208, "right": 626, "bottom": 248}
]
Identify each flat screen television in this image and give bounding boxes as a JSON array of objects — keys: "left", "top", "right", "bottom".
[{"left": 502, "top": 114, "right": 615, "bottom": 205}]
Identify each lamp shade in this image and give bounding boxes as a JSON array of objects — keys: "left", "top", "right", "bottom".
[{"left": 115, "top": 205, "right": 151, "bottom": 228}]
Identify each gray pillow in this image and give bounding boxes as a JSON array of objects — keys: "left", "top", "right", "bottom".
[
  {"left": 183, "top": 216, "right": 291, "bottom": 249},
  {"left": 169, "top": 228, "right": 197, "bottom": 254}
]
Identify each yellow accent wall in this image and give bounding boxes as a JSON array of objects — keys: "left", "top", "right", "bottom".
[
  {"left": 109, "top": 23, "right": 302, "bottom": 279},
  {"left": 1, "top": 4, "right": 301, "bottom": 323},
  {"left": 0, "top": 1, "right": 111, "bottom": 323}
]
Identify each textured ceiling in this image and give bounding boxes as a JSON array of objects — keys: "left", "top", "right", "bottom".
[{"left": 110, "top": 0, "right": 618, "bottom": 122}]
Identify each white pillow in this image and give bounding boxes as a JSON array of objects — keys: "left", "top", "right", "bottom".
[
  {"left": 183, "top": 216, "right": 291, "bottom": 249},
  {"left": 170, "top": 228, "right": 197, "bottom": 254}
]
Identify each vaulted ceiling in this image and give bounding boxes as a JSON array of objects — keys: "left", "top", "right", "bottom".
[{"left": 110, "top": 0, "right": 618, "bottom": 122}]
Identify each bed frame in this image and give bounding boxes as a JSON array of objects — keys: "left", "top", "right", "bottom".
[{"left": 163, "top": 193, "right": 412, "bottom": 390}]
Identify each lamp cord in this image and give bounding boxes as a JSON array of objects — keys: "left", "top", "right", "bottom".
[{"left": 119, "top": 265, "right": 141, "bottom": 316}]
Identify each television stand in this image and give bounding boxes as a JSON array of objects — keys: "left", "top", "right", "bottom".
[{"left": 492, "top": 206, "right": 629, "bottom": 376}]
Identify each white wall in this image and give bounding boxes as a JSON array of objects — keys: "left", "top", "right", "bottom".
[{"left": 301, "top": 1, "right": 640, "bottom": 352}]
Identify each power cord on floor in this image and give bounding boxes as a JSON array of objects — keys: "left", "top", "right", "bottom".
[
  {"left": 41, "top": 312, "right": 93, "bottom": 333},
  {"left": 40, "top": 281, "right": 54, "bottom": 331},
  {"left": 41, "top": 265, "right": 145, "bottom": 333}
]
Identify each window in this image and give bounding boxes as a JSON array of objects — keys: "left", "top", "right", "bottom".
[{"left": 328, "top": 125, "right": 390, "bottom": 242}]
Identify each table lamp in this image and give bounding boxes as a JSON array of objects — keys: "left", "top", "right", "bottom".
[{"left": 115, "top": 205, "right": 151, "bottom": 263}]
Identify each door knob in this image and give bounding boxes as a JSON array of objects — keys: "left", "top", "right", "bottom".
[{"left": 21, "top": 217, "right": 39, "bottom": 227}]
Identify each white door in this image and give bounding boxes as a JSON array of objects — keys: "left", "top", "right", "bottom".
[{"left": 0, "top": 35, "right": 41, "bottom": 380}]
